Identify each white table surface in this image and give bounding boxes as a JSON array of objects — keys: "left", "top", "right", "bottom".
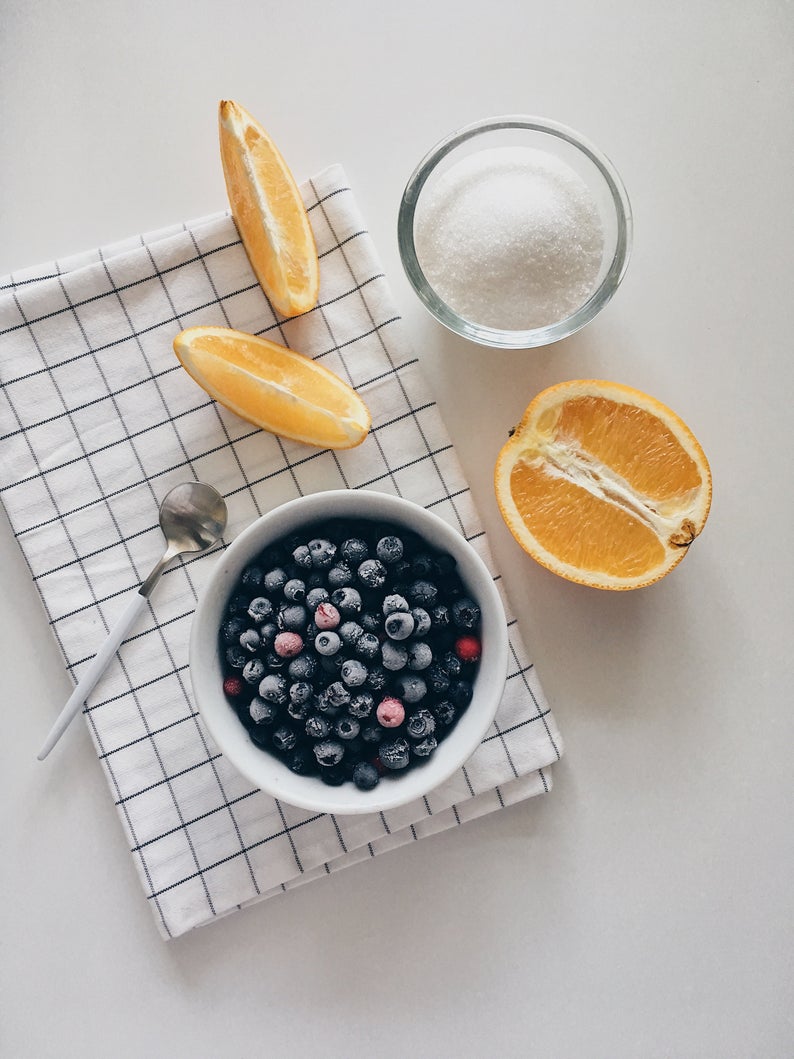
[{"left": 2, "top": 3, "right": 792, "bottom": 1056}]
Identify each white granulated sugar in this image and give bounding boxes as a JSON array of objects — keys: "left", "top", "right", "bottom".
[{"left": 414, "top": 146, "right": 605, "bottom": 331}]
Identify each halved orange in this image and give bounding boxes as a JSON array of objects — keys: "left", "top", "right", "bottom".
[
  {"left": 494, "top": 380, "right": 712, "bottom": 590},
  {"left": 219, "top": 99, "right": 320, "bottom": 317},
  {"left": 173, "top": 326, "right": 370, "bottom": 450}
]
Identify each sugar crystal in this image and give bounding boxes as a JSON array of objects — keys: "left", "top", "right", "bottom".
[{"left": 414, "top": 146, "right": 604, "bottom": 331}]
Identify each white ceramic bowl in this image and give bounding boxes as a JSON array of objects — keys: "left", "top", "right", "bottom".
[{"left": 190, "top": 490, "right": 508, "bottom": 815}]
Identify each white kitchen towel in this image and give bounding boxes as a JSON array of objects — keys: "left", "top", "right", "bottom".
[{"left": 0, "top": 164, "right": 563, "bottom": 939}]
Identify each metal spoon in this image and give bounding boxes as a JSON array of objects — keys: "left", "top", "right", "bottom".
[{"left": 37, "top": 482, "right": 228, "bottom": 760}]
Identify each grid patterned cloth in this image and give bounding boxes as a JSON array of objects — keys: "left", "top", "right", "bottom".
[{"left": 0, "top": 165, "right": 563, "bottom": 939}]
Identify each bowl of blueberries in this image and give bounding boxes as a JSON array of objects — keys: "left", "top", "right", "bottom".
[{"left": 190, "top": 489, "right": 509, "bottom": 815}]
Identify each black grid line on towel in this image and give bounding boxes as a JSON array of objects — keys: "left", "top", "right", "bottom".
[{"left": 0, "top": 166, "right": 561, "bottom": 938}]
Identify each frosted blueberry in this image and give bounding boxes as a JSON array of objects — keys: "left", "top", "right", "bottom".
[
  {"left": 308, "top": 538, "right": 337, "bottom": 568},
  {"left": 357, "top": 558, "right": 386, "bottom": 589},
  {"left": 239, "top": 628, "right": 261, "bottom": 653},
  {"left": 376, "top": 535, "right": 404, "bottom": 565},
  {"left": 382, "top": 593, "right": 410, "bottom": 616},
  {"left": 407, "top": 641, "right": 433, "bottom": 671},
  {"left": 411, "top": 607, "right": 432, "bottom": 637},
  {"left": 263, "top": 567, "right": 288, "bottom": 594},
  {"left": 249, "top": 697, "right": 278, "bottom": 726},
  {"left": 272, "top": 726, "right": 297, "bottom": 752},
  {"left": 258, "top": 673, "right": 288, "bottom": 705},
  {"left": 384, "top": 610, "right": 415, "bottom": 641},
  {"left": 379, "top": 737, "right": 410, "bottom": 770},
  {"left": 283, "top": 578, "right": 306, "bottom": 602},
  {"left": 352, "top": 762, "right": 379, "bottom": 790},
  {"left": 247, "top": 597, "right": 273, "bottom": 624},
  {"left": 242, "top": 658, "right": 266, "bottom": 686},
  {"left": 341, "top": 658, "right": 368, "bottom": 687},
  {"left": 395, "top": 673, "right": 427, "bottom": 704},
  {"left": 315, "top": 630, "right": 342, "bottom": 656},
  {"left": 340, "top": 537, "right": 369, "bottom": 565},
  {"left": 314, "top": 739, "right": 345, "bottom": 767},
  {"left": 381, "top": 641, "right": 408, "bottom": 671},
  {"left": 335, "top": 716, "right": 360, "bottom": 741},
  {"left": 331, "top": 586, "right": 362, "bottom": 615}
]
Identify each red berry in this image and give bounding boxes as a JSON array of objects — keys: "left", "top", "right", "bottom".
[
  {"left": 223, "top": 675, "right": 244, "bottom": 697},
  {"left": 454, "top": 635, "right": 481, "bottom": 663}
]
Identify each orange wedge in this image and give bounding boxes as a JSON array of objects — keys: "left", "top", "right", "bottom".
[
  {"left": 494, "top": 380, "right": 712, "bottom": 590},
  {"left": 218, "top": 99, "right": 320, "bottom": 317},
  {"left": 173, "top": 326, "right": 370, "bottom": 450}
]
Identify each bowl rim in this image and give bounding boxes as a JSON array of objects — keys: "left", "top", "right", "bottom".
[
  {"left": 397, "top": 114, "right": 633, "bottom": 349},
  {"left": 189, "top": 489, "right": 509, "bottom": 815}
]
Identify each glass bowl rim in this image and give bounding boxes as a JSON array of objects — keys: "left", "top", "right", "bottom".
[{"left": 397, "top": 114, "right": 633, "bottom": 349}]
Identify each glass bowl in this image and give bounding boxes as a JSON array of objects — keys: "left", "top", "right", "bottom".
[{"left": 397, "top": 115, "right": 632, "bottom": 349}]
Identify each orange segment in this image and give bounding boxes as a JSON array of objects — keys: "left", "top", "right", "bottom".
[
  {"left": 219, "top": 100, "right": 320, "bottom": 317},
  {"left": 173, "top": 326, "right": 370, "bottom": 450},
  {"left": 495, "top": 380, "right": 712, "bottom": 590}
]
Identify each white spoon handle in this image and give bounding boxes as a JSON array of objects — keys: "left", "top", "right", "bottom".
[{"left": 37, "top": 590, "right": 149, "bottom": 760}]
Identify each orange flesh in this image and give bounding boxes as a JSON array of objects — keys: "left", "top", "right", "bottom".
[
  {"left": 510, "top": 457, "right": 666, "bottom": 576},
  {"left": 552, "top": 396, "right": 702, "bottom": 501}
]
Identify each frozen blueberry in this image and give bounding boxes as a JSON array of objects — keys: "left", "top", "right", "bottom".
[
  {"left": 411, "top": 735, "right": 438, "bottom": 758},
  {"left": 379, "top": 737, "right": 410, "bottom": 771},
  {"left": 408, "top": 579, "right": 438, "bottom": 607},
  {"left": 306, "top": 586, "right": 330, "bottom": 609},
  {"left": 315, "top": 630, "right": 342, "bottom": 656},
  {"left": 326, "top": 681, "right": 351, "bottom": 709},
  {"left": 340, "top": 537, "right": 369, "bottom": 565},
  {"left": 221, "top": 616, "right": 246, "bottom": 644},
  {"left": 449, "top": 679, "right": 473, "bottom": 708},
  {"left": 341, "top": 659, "right": 368, "bottom": 687},
  {"left": 410, "top": 553, "right": 436, "bottom": 579},
  {"left": 357, "top": 558, "right": 386, "bottom": 589},
  {"left": 360, "top": 611, "right": 383, "bottom": 635},
  {"left": 314, "top": 690, "right": 341, "bottom": 717},
  {"left": 288, "top": 746, "right": 315, "bottom": 775},
  {"left": 314, "top": 739, "right": 345, "bottom": 768},
  {"left": 335, "top": 716, "right": 360, "bottom": 741},
  {"left": 407, "top": 641, "right": 433, "bottom": 671},
  {"left": 384, "top": 610, "right": 415, "bottom": 641},
  {"left": 309, "top": 538, "right": 337, "bottom": 568},
  {"left": 353, "top": 761, "right": 380, "bottom": 791},
  {"left": 289, "top": 681, "right": 313, "bottom": 707},
  {"left": 305, "top": 714, "right": 330, "bottom": 740},
  {"left": 247, "top": 597, "right": 273, "bottom": 624},
  {"left": 225, "top": 645, "right": 247, "bottom": 670},
  {"left": 249, "top": 725, "right": 273, "bottom": 748},
  {"left": 411, "top": 607, "right": 432, "bottom": 637},
  {"left": 288, "top": 652, "right": 318, "bottom": 681},
  {"left": 355, "top": 632, "right": 380, "bottom": 660},
  {"left": 360, "top": 722, "right": 383, "bottom": 745},
  {"left": 272, "top": 726, "right": 297, "bottom": 753},
  {"left": 430, "top": 603, "right": 451, "bottom": 629},
  {"left": 319, "top": 765, "right": 346, "bottom": 786},
  {"left": 376, "top": 535, "right": 404, "bottom": 565},
  {"left": 259, "top": 622, "right": 278, "bottom": 649},
  {"left": 338, "top": 621, "right": 364, "bottom": 646},
  {"left": 258, "top": 673, "right": 288, "bottom": 705},
  {"left": 432, "top": 700, "right": 457, "bottom": 727},
  {"left": 263, "top": 567, "right": 288, "bottom": 595},
  {"left": 406, "top": 708, "right": 436, "bottom": 740},
  {"left": 426, "top": 663, "right": 451, "bottom": 695},
  {"left": 327, "top": 562, "right": 354, "bottom": 589},
  {"left": 382, "top": 593, "right": 410, "bottom": 616},
  {"left": 331, "top": 586, "right": 362, "bottom": 615},
  {"left": 242, "top": 658, "right": 266, "bottom": 686},
  {"left": 365, "top": 665, "right": 388, "bottom": 692},
  {"left": 395, "top": 673, "right": 427, "bottom": 704},
  {"left": 349, "top": 691, "right": 375, "bottom": 719},
  {"left": 249, "top": 697, "right": 278, "bottom": 726},
  {"left": 452, "top": 597, "right": 481, "bottom": 629},
  {"left": 283, "top": 578, "right": 306, "bottom": 602},
  {"left": 239, "top": 628, "right": 261, "bottom": 654},
  {"left": 278, "top": 603, "right": 308, "bottom": 631},
  {"left": 292, "top": 544, "right": 312, "bottom": 569},
  {"left": 440, "top": 650, "right": 463, "bottom": 678},
  {"left": 381, "top": 641, "right": 408, "bottom": 671},
  {"left": 287, "top": 699, "right": 312, "bottom": 722}
]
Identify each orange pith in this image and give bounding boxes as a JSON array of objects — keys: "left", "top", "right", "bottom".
[
  {"left": 495, "top": 381, "right": 712, "bottom": 590},
  {"left": 173, "top": 326, "right": 370, "bottom": 450},
  {"left": 219, "top": 100, "right": 319, "bottom": 317}
]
